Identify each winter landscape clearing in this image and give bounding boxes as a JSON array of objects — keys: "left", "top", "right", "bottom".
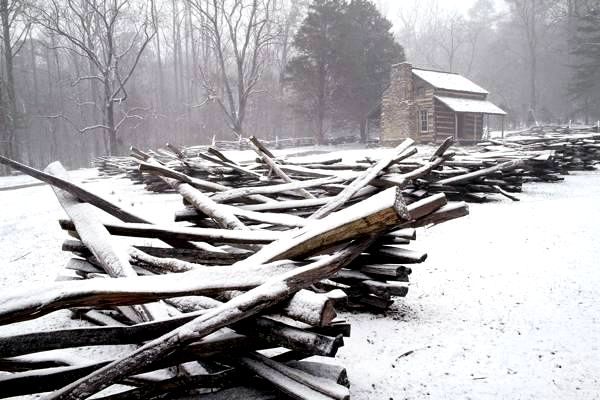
[{"left": 1, "top": 144, "right": 599, "bottom": 399}]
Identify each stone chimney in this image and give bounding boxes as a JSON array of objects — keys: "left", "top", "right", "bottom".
[{"left": 382, "top": 62, "right": 417, "bottom": 143}]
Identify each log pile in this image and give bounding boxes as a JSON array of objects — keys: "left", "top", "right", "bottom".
[
  {"left": 478, "top": 125, "right": 600, "bottom": 173},
  {"left": 0, "top": 148, "right": 468, "bottom": 399}
]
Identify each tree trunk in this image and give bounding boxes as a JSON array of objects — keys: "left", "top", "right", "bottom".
[
  {"left": 0, "top": 0, "right": 17, "bottom": 160},
  {"left": 106, "top": 99, "right": 118, "bottom": 156}
]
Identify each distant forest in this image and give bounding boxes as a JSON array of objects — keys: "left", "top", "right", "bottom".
[{"left": 0, "top": 0, "right": 599, "bottom": 169}]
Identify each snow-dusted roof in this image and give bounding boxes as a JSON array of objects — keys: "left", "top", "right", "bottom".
[
  {"left": 435, "top": 96, "right": 506, "bottom": 115},
  {"left": 413, "top": 68, "right": 488, "bottom": 94}
]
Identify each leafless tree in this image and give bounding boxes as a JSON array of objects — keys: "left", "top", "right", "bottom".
[
  {"left": 187, "top": 0, "right": 278, "bottom": 139},
  {"left": 31, "top": 0, "right": 156, "bottom": 155},
  {"left": 0, "top": 0, "right": 30, "bottom": 162}
]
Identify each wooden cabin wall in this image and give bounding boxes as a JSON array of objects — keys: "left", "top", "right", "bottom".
[
  {"left": 414, "top": 79, "right": 435, "bottom": 142},
  {"left": 434, "top": 99, "right": 456, "bottom": 139}
]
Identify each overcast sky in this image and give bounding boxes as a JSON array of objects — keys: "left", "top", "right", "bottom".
[{"left": 376, "top": 0, "right": 508, "bottom": 25}]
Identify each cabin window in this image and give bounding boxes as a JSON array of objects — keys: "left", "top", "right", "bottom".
[
  {"left": 417, "top": 87, "right": 425, "bottom": 97},
  {"left": 419, "top": 110, "right": 429, "bottom": 132}
]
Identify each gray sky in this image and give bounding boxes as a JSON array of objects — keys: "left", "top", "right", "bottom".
[{"left": 376, "top": 0, "right": 508, "bottom": 24}]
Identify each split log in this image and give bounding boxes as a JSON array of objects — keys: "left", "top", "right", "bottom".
[
  {"left": 175, "top": 205, "right": 307, "bottom": 228},
  {"left": 285, "top": 359, "right": 348, "bottom": 387},
  {"left": 210, "top": 176, "right": 345, "bottom": 203},
  {"left": 62, "top": 239, "right": 246, "bottom": 265},
  {"left": 0, "top": 261, "right": 301, "bottom": 325},
  {"left": 237, "top": 186, "right": 410, "bottom": 266},
  {"left": 248, "top": 136, "right": 315, "bottom": 199},
  {"left": 0, "top": 157, "right": 196, "bottom": 249},
  {"left": 43, "top": 239, "right": 369, "bottom": 400},
  {"left": 0, "top": 312, "right": 342, "bottom": 359},
  {"left": 58, "top": 219, "right": 279, "bottom": 244},
  {"left": 310, "top": 139, "right": 415, "bottom": 219},
  {"left": 436, "top": 159, "right": 523, "bottom": 185},
  {"left": 91, "top": 369, "right": 235, "bottom": 400},
  {"left": 238, "top": 352, "right": 349, "bottom": 400},
  {"left": 45, "top": 162, "right": 168, "bottom": 322}
]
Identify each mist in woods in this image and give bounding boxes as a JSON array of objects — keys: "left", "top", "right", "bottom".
[{"left": 0, "top": 0, "right": 598, "bottom": 170}]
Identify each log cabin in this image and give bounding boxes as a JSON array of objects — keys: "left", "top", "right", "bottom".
[{"left": 369, "top": 62, "right": 506, "bottom": 145}]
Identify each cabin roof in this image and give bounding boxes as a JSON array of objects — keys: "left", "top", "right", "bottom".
[
  {"left": 413, "top": 68, "right": 488, "bottom": 94},
  {"left": 435, "top": 95, "right": 506, "bottom": 115}
]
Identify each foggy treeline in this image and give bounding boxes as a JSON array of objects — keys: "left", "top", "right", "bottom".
[{"left": 0, "top": 0, "right": 599, "bottom": 170}]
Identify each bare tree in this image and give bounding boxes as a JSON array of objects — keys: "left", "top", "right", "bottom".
[
  {"left": 506, "top": 0, "right": 558, "bottom": 114},
  {"left": 31, "top": 0, "right": 156, "bottom": 155},
  {"left": 187, "top": 0, "right": 277, "bottom": 139},
  {"left": 0, "top": 0, "right": 30, "bottom": 163}
]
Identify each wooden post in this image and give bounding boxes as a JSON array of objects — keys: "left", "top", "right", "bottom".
[
  {"left": 454, "top": 112, "right": 458, "bottom": 141},
  {"left": 501, "top": 115, "right": 505, "bottom": 141}
]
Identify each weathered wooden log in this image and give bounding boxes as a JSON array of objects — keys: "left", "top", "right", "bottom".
[
  {"left": 407, "top": 201, "right": 470, "bottom": 228},
  {"left": 248, "top": 136, "right": 315, "bottom": 199},
  {"left": 147, "top": 159, "right": 249, "bottom": 230},
  {"left": 237, "top": 317, "right": 344, "bottom": 356},
  {"left": 0, "top": 261, "right": 301, "bottom": 325},
  {"left": 0, "top": 310, "right": 200, "bottom": 358},
  {"left": 237, "top": 187, "right": 410, "bottom": 266},
  {"left": 358, "top": 264, "right": 412, "bottom": 279},
  {"left": 286, "top": 359, "right": 349, "bottom": 387},
  {"left": 436, "top": 159, "right": 523, "bottom": 185},
  {"left": 0, "top": 312, "right": 342, "bottom": 360},
  {"left": 62, "top": 240, "right": 246, "bottom": 265},
  {"left": 0, "top": 157, "right": 196, "bottom": 249},
  {"left": 279, "top": 290, "right": 337, "bottom": 327},
  {"left": 0, "top": 334, "right": 246, "bottom": 398},
  {"left": 175, "top": 205, "right": 307, "bottom": 228},
  {"left": 0, "top": 362, "right": 110, "bottom": 398},
  {"left": 310, "top": 139, "right": 415, "bottom": 219},
  {"left": 138, "top": 160, "right": 229, "bottom": 192},
  {"left": 210, "top": 176, "right": 345, "bottom": 203},
  {"left": 43, "top": 239, "right": 369, "bottom": 400},
  {"left": 90, "top": 369, "right": 236, "bottom": 400},
  {"left": 45, "top": 162, "right": 168, "bottom": 322},
  {"left": 360, "top": 280, "right": 409, "bottom": 298},
  {"left": 58, "top": 219, "right": 279, "bottom": 244},
  {"left": 215, "top": 289, "right": 337, "bottom": 328},
  {"left": 371, "top": 246, "right": 428, "bottom": 264},
  {"left": 239, "top": 352, "right": 349, "bottom": 400},
  {"left": 196, "top": 151, "right": 263, "bottom": 178}
]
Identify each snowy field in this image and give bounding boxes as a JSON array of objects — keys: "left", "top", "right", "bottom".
[{"left": 1, "top": 150, "right": 599, "bottom": 399}]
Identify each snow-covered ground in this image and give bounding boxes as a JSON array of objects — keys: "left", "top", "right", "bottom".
[{"left": 1, "top": 155, "right": 599, "bottom": 399}]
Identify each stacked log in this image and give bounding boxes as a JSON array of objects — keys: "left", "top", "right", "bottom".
[
  {"left": 0, "top": 149, "right": 468, "bottom": 399},
  {"left": 478, "top": 125, "right": 600, "bottom": 173}
]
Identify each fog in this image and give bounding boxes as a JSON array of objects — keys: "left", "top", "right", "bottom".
[{"left": 0, "top": 0, "right": 598, "bottom": 171}]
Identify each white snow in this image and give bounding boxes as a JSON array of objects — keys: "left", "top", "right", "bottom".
[
  {"left": 1, "top": 151, "right": 599, "bottom": 399},
  {"left": 413, "top": 68, "right": 489, "bottom": 94},
  {"left": 435, "top": 96, "right": 507, "bottom": 115}
]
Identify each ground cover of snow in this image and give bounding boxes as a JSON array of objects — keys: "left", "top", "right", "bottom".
[{"left": 0, "top": 149, "right": 599, "bottom": 399}]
